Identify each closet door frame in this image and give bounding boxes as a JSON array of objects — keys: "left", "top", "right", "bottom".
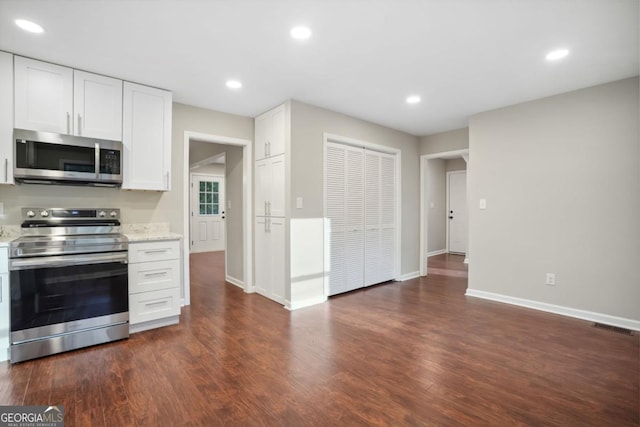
[{"left": 323, "top": 133, "right": 401, "bottom": 296}]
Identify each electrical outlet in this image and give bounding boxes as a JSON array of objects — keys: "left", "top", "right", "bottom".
[{"left": 545, "top": 273, "right": 556, "bottom": 286}]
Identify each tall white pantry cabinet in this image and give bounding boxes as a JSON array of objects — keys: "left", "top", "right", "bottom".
[{"left": 254, "top": 105, "right": 287, "bottom": 305}]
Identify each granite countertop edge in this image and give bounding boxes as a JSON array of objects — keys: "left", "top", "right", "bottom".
[{"left": 124, "top": 232, "right": 183, "bottom": 242}]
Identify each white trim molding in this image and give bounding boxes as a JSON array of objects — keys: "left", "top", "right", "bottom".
[
  {"left": 465, "top": 289, "right": 640, "bottom": 331},
  {"left": 225, "top": 275, "right": 245, "bottom": 290},
  {"left": 427, "top": 249, "right": 447, "bottom": 257},
  {"left": 285, "top": 295, "right": 328, "bottom": 311},
  {"left": 397, "top": 271, "right": 420, "bottom": 281}
]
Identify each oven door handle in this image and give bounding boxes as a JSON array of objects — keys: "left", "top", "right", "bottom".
[{"left": 10, "top": 252, "right": 128, "bottom": 271}]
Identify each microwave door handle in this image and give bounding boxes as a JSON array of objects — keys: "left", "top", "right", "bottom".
[{"left": 95, "top": 142, "right": 100, "bottom": 178}]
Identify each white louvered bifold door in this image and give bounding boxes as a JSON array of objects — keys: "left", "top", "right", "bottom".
[
  {"left": 325, "top": 142, "right": 395, "bottom": 296},
  {"left": 344, "top": 146, "right": 365, "bottom": 292},
  {"left": 378, "top": 152, "right": 396, "bottom": 283},
  {"left": 326, "top": 143, "right": 347, "bottom": 295},
  {"left": 364, "top": 151, "right": 381, "bottom": 286}
]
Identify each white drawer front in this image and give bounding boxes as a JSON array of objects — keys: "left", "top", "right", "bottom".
[
  {"left": 129, "top": 259, "right": 179, "bottom": 294},
  {"left": 129, "top": 240, "right": 180, "bottom": 264},
  {"left": 0, "top": 248, "right": 7, "bottom": 274},
  {"left": 129, "top": 287, "right": 180, "bottom": 325}
]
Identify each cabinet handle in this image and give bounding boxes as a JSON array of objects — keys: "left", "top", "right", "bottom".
[
  {"left": 267, "top": 141, "right": 271, "bottom": 157},
  {"left": 94, "top": 143, "right": 100, "bottom": 178},
  {"left": 144, "top": 249, "right": 167, "bottom": 254},
  {"left": 267, "top": 201, "right": 271, "bottom": 216},
  {"left": 144, "top": 271, "right": 167, "bottom": 277},
  {"left": 165, "top": 172, "right": 169, "bottom": 189},
  {"left": 66, "top": 112, "right": 71, "bottom": 134},
  {"left": 145, "top": 300, "right": 168, "bottom": 307},
  {"left": 4, "top": 158, "right": 7, "bottom": 182},
  {"left": 77, "top": 114, "right": 82, "bottom": 136},
  {"left": 267, "top": 217, "right": 271, "bottom": 232}
]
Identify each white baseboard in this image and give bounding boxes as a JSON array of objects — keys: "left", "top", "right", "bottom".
[
  {"left": 465, "top": 289, "right": 640, "bottom": 331},
  {"left": 463, "top": 257, "right": 469, "bottom": 264},
  {"left": 129, "top": 316, "right": 180, "bottom": 334},
  {"left": 398, "top": 271, "right": 420, "bottom": 281},
  {"left": 285, "top": 295, "right": 327, "bottom": 311},
  {"left": 225, "top": 275, "right": 245, "bottom": 290},
  {"left": 427, "top": 249, "right": 447, "bottom": 257}
]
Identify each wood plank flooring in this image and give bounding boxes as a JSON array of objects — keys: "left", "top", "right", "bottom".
[{"left": 0, "top": 252, "right": 638, "bottom": 426}]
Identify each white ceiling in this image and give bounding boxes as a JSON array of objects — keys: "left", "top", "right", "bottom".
[{"left": 0, "top": 0, "right": 637, "bottom": 136}]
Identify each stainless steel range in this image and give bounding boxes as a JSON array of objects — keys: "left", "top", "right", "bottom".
[{"left": 9, "top": 208, "right": 129, "bottom": 363}]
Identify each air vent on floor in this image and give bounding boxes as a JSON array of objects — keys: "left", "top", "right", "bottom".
[{"left": 593, "top": 323, "right": 634, "bottom": 335}]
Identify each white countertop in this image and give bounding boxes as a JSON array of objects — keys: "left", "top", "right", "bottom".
[{"left": 124, "top": 232, "right": 182, "bottom": 242}]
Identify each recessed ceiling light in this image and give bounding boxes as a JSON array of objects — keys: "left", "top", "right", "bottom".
[
  {"left": 290, "top": 26, "right": 312, "bottom": 40},
  {"left": 546, "top": 49, "right": 569, "bottom": 61},
  {"left": 15, "top": 19, "right": 44, "bottom": 34},
  {"left": 226, "top": 80, "right": 242, "bottom": 89},
  {"left": 406, "top": 95, "right": 421, "bottom": 105}
]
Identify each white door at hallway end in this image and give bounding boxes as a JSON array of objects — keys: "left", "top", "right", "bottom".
[
  {"left": 190, "top": 174, "right": 225, "bottom": 252},
  {"left": 447, "top": 170, "right": 467, "bottom": 254}
]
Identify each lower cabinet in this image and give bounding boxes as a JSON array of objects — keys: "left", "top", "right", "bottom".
[
  {"left": 128, "top": 240, "right": 181, "bottom": 333},
  {"left": 254, "top": 216, "right": 285, "bottom": 304}
]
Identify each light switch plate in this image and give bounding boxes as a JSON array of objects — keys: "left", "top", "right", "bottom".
[
  {"left": 479, "top": 199, "right": 487, "bottom": 209},
  {"left": 296, "top": 197, "right": 303, "bottom": 209}
]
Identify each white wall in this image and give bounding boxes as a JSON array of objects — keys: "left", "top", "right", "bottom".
[
  {"left": 468, "top": 77, "right": 640, "bottom": 322},
  {"left": 420, "top": 127, "right": 469, "bottom": 155},
  {"left": 445, "top": 158, "right": 467, "bottom": 172}
]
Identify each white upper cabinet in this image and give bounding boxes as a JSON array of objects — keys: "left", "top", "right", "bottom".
[
  {"left": 122, "top": 82, "right": 172, "bottom": 191},
  {"left": 14, "top": 56, "right": 73, "bottom": 134},
  {"left": 255, "top": 104, "right": 285, "bottom": 160},
  {"left": 14, "top": 57, "right": 123, "bottom": 140},
  {"left": 0, "top": 51, "right": 13, "bottom": 184},
  {"left": 73, "top": 70, "right": 122, "bottom": 140}
]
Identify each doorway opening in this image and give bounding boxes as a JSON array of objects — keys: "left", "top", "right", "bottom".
[
  {"left": 182, "top": 131, "right": 252, "bottom": 306},
  {"left": 419, "top": 149, "right": 469, "bottom": 277},
  {"left": 190, "top": 152, "right": 226, "bottom": 253}
]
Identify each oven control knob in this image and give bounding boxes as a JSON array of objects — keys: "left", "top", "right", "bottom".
[
  {"left": 110, "top": 211, "right": 118, "bottom": 218},
  {"left": 40, "top": 210, "right": 49, "bottom": 217},
  {"left": 26, "top": 210, "right": 36, "bottom": 218},
  {"left": 98, "top": 211, "right": 106, "bottom": 218}
]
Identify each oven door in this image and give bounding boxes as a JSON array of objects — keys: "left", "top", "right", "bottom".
[{"left": 9, "top": 252, "right": 128, "bottom": 343}]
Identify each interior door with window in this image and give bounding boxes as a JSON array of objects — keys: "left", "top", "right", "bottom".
[{"left": 190, "top": 174, "right": 225, "bottom": 253}]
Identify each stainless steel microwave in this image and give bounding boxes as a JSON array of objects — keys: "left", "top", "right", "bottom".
[{"left": 13, "top": 129, "right": 123, "bottom": 187}]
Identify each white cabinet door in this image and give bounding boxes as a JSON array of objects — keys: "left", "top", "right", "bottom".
[
  {"left": 269, "top": 217, "right": 286, "bottom": 304},
  {"left": 73, "top": 70, "right": 123, "bottom": 140},
  {"left": 267, "top": 104, "right": 285, "bottom": 157},
  {"left": 254, "top": 217, "right": 270, "bottom": 296},
  {"left": 14, "top": 56, "right": 73, "bottom": 134},
  {"left": 254, "top": 217, "right": 285, "bottom": 304},
  {"left": 255, "top": 159, "right": 269, "bottom": 217},
  {"left": 0, "top": 52, "right": 13, "bottom": 184},
  {"left": 122, "top": 82, "right": 172, "bottom": 191},
  {"left": 255, "top": 112, "right": 269, "bottom": 161},
  {"left": 254, "top": 104, "right": 285, "bottom": 160},
  {"left": 255, "top": 155, "right": 285, "bottom": 218}
]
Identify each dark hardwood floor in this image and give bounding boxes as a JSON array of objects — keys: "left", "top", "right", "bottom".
[{"left": 0, "top": 252, "right": 638, "bottom": 426}]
